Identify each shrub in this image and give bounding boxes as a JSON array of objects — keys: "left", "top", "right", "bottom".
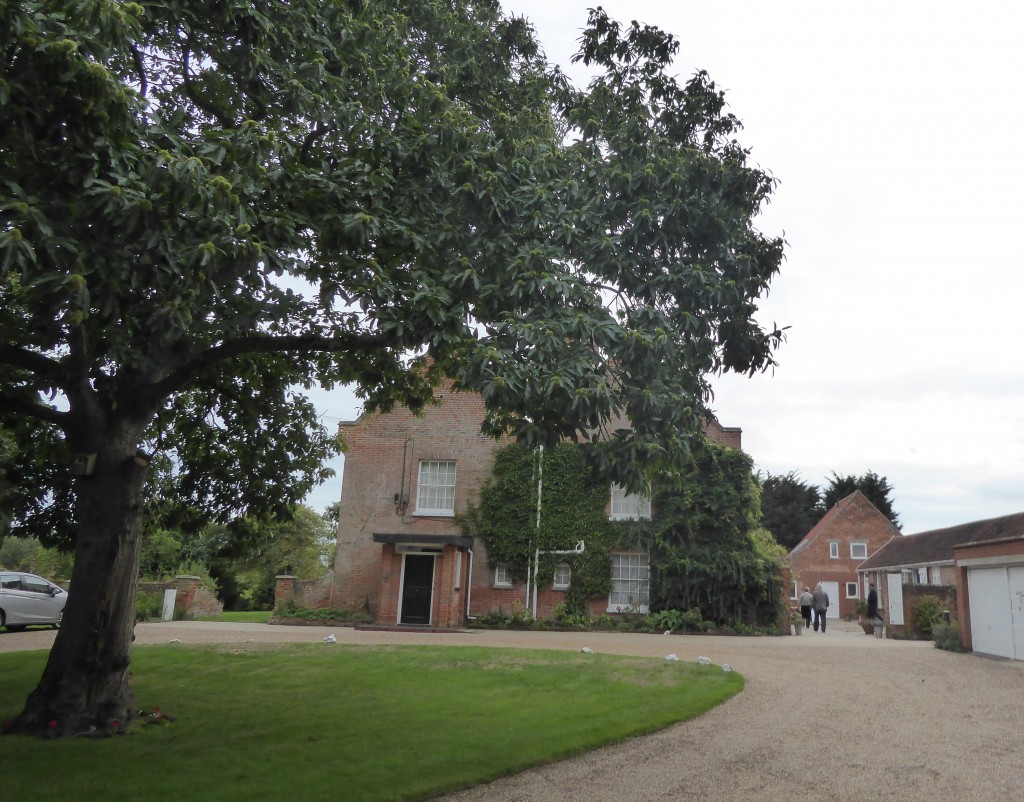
[
  {"left": 135, "top": 591, "right": 164, "bottom": 622},
  {"left": 549, "top": 603, "right": 589, "bottom": 630},
  {"left": 274, "top": 606, "right": 372, "bottom": 623},
  {"left": 913, "top": 595, "right": 946, "bottom": 638},
  {"left": 932, "top": 620, "right": 966, "bottom": 652},
  {"left": 474, "top": 608, "right": 508, "bottom": 626},
  {"left": 506, "top": 604, "right": 534, "bottom": 629},
  {"left": 645, "top": 607, "right": 707, "bottom": 633}
]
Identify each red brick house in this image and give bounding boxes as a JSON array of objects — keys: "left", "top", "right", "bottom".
[
  {"left": 314, "top": 383, "right": 741, "bottom": 628},
  {"left": 787, "top": 491, "right": 899, "bottom": 621}
]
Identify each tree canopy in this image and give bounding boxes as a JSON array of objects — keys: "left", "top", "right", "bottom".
[
  {"left": 823, "top": 471, "right": 900, "bottom": 528},
  {"left": 758, "top": 471, "right": 824, "bottom": 550},
  {"left": 0, "top": 1, "right": 784, "bottom": 735}
]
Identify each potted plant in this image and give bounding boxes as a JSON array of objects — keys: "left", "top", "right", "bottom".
[
  {"left": 855, "top": 599, "right": 874, "bottom": 634},
  {"left": 791, "top": 609, "right": 804, "bottom": 636}
]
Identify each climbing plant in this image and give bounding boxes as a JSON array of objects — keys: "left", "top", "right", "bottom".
[
  {"left": 650, "top": 442, "right": 786, "bottom": 627},
  {"left": 464, "top": 439, "right": 786, "bottom": 626},
  {"left": 461, "top": 443, "right": 626, "bottom": 614}
]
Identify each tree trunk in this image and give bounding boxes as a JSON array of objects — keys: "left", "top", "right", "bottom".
[{"left": 10, "top": 433, "right": 148, "bottom": 737}]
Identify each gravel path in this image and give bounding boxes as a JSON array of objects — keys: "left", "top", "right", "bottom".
[{"left": 5, "top": 621, "right": 1023, "bottom": 800}]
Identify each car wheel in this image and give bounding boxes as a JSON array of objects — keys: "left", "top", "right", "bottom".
[{"left": 54, "top": 611, "right": 62, "bottom": 630}]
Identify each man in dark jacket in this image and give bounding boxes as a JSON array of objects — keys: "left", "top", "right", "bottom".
[
  {"left": 811, "top": 582, "right": 830, "bottom": 632},
  {"left": 867, "top": 582, "right": 882, "bottom": 624}
]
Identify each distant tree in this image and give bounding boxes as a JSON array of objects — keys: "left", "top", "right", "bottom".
[
  {"left": 322, "top": 502, "right": 340, "bottom": 529},
  {"left": 206, "top": 505, "right": 331, "bottom": 610},
  {"left": 823, "top": 471, "right": 900, "bottom": 529},
  {"left": 758, "top": 471, "right": 824, "bottom": 550}
]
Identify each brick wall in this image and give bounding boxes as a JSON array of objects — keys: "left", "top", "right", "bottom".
[
  {"left": 891, "top": 583, "right": 957, "bottom": 638},
  {"left": 138, "top": 576, "right": 223, "bottom": 619},
  {"left": 274, "top": 573, "right": 334, "bottom": 611}
]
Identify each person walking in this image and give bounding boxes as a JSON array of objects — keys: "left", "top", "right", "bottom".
[
  {"left": 811, "top": 582, "right": 830, "bottom": 632},
  {"left": 798, "top": 586, "right": 813, "bottom": 629},
  {"left": 867, "top": 582, "right": 883, "bottom": 632}
]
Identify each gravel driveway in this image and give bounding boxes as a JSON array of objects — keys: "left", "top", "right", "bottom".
[{"left": 5, "top": 621, "right": 1024, "bottom": 800}]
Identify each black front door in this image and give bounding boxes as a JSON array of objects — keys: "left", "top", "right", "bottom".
[{"left": 400, "top": 555, "right": 435, "bottom": 625}]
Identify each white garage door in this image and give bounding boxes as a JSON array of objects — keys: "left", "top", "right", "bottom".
[{"left": 968, "top": 567, "right": 1020, "bottom": 660}]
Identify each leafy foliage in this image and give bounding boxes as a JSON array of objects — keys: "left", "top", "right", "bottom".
[
  {"left": 822, "top": 471, "right": 900, "bottom": 528},
  {"left": 651, "top": 443, "right": 786, "bottom": 626},
  {"left": 0, "top": 535, "right": 75, "bottom": 579},
  {"left": 912, "top": 594, "right": 946, "bottom": 639},
  {"left": 462, "top": 443, "right": 615, "bottom": 614},
  {"left": 758, "top": 471, "right": 824, "bottom": 549},
  {"left": 932, "top": 619, "right": 966, "bottom": 652}
]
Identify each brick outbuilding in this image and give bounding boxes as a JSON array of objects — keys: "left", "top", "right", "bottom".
[{"left": 787, "top": 491, "right": 899, "bottom": 621}]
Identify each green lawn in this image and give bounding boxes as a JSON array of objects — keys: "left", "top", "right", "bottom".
[{"left": 0, "top": 644, "right": 742, "bottom": 802}]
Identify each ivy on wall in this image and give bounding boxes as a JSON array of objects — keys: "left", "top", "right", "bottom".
[
  {"left": 462, "top": 439, "right": 786, "bottom": 626},
  {"left": 460, "top": 443, "right": 623, "bottom": 614}
]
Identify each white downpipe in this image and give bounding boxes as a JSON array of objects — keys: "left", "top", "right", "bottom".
[
  {"left": 465, "top": 547, "right": 475, "bottom": 620},
  {"left": 531, "top": 445, "right": 544, "bottom": 618}
]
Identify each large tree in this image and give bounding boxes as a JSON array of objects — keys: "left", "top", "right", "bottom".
[
  {"left": 823, "top": 471, "right": 900, "bottom": 528},
  {"left": 758, "top": 470, "right": 824, "bottom": 550},
  {"left": 0, "top": 1, "right": 784, "bottom": 735}
]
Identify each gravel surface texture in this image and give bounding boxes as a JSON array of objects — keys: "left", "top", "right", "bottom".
[{"left": 4, "top": 620, "right": 1023, "bottom": 801}]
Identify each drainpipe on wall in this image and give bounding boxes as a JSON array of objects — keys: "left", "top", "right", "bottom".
[
  {"left": 465, "top": 547, "right": 475, "bottom": 620},
  {"left": 529, "top": 444, "right": 544, "bottom": 615}
]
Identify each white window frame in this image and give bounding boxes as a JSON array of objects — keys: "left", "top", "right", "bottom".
[
  {"left": 609, "top": 484, "right": 651, "bottom": 521},
  {"left": 790, "top": 580, "right": 798, "bottom": 600},
  {"left": 829, "top": 541, "right": 839, "bottom": 559},
  {"left": 608, "top": 552, "right": 650, "bottom": 613},
  {"left": 415, "top": 460, "right": 456, "bottom": 516},
  {"left": 850, "top": 542, "right": 868, "bottom": 560},
  {"left": 553, "top": 563, "right": 571, "bottom": 591},
  {"left": 494, "top": 563, "right": 512, "bottom": 588},
  {"left": 845, "top": 582, "right": 859, "bottom": 599}
]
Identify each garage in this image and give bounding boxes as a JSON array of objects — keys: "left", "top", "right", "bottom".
[{"left": 962, "top": 559, "right": 1024, "bottom": 661}]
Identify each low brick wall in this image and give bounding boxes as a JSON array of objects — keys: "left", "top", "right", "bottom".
[
  {"left": 274, "top": 572, "right": 334, "bottom": 611},
  {"left": 137, "top": 575, "right": 223, "bottom": 620},
  {"left": 889, "top": 584, "right": 957, "bottom": 639}
]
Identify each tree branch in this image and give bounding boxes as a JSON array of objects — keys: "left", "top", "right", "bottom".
[
  {"left": 0, "top": 345, "right": 67, "bottom": 385},
  {"left": 0, "top": 394, "right": 68, "bottom": 427},
  {"left": 149, "top": 330, "right": 392, "bottom": 398},
  {"left": 181, "top": 37, "right": 235, "bottom": 129}
]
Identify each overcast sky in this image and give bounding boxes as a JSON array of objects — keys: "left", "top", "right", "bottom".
[{"left": 304, "top": 1, "right": 1024, "bottom": 535}]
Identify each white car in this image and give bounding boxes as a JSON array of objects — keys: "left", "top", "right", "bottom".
[{"left": 0, "top": 572, "right": 67, "bottom": 631}]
